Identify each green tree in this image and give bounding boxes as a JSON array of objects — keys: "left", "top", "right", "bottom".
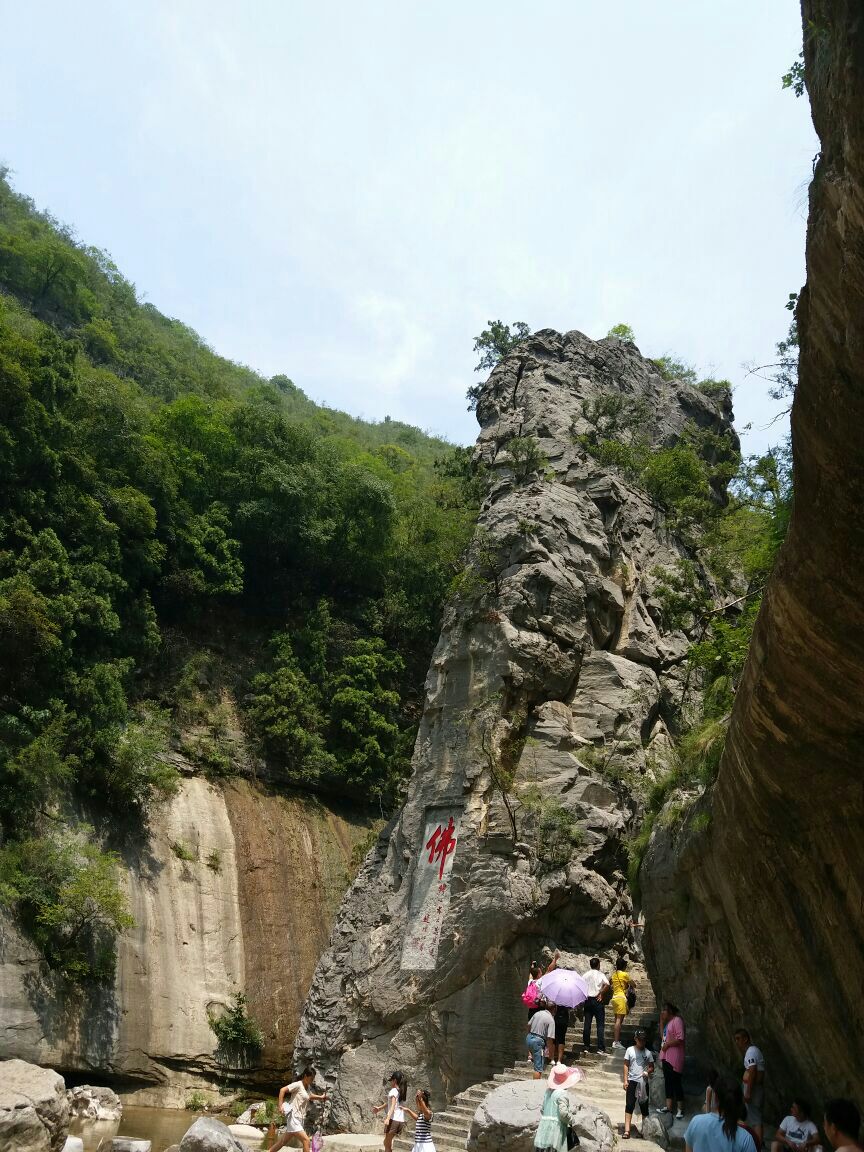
[
  {"left": 246, "top": 634, "right": 333, "bottom": 782},
  {"left": 329, "top": 638, "right": 405, "bottom": 793},
  {"left": 606, "top": 323, "right": 635, "bottom": 341},
  {"left": 472, "top": 319, "right": 531, "bottom": 373},
  {"left": 0, "top": 829, "right": 133, "bottom": 982}
]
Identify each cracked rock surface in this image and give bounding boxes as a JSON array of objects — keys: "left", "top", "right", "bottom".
[
  {"left": 640, "top": 0, "right": 864, "bottom": 1114},
  {"left": 296, "top": 329, "right": 734, "bottom": 1128}
]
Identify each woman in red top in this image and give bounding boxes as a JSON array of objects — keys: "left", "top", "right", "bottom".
[{"left": 657, "top": 1002, "right": 686, "bottom": 1120}]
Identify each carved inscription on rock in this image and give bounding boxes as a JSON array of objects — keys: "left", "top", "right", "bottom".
[{"left": 400, "top": 807, "right": 461, "bottom": 971}]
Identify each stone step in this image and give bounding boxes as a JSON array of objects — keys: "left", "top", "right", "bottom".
[{"left": 445, "top": 1103, "right": 477, "bottom": 1119}]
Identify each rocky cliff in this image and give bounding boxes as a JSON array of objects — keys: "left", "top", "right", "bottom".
[
  {"left": 0, "top": 778, "right": 375, "bottom": 1105},
  {"left": 296, "top": 329, "right": 735, "bottom": 1128},
  {"left": 641, "top": 0, "right": 864, "bottom": 1112}
]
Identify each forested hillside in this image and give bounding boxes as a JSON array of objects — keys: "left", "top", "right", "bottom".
[{"left": 0, "top": 169, "right": 477, "bottom": 981}]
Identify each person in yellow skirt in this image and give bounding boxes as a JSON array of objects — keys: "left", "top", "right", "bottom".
[{"left": 610, "top": 957, "right": 636, "bottom": 1050}]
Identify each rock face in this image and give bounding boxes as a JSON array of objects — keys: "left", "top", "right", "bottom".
[
  {"left": 467, "top": 1080, "right": 615, "bottom": 1152},
  {"left": 0, "top": 1059, "right": 69, "bottom": 1152},
  {"left": 0, "top": 779, "right": 375, "bottom": 1101},
  {"left": 296, "top": 329, "right": 734, "bottom": 1127},
  {"left": 640, "top": 0, "right": 864, "bottom": 1115}
]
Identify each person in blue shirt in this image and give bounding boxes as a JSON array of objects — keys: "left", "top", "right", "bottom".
[{"left": 684, "top": 1077, "right": 757, "bottom": 1152}]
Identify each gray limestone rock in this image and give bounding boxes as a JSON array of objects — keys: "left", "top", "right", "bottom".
[
  {"left": 640, "top": 1116, "right": 670, "bottom": 1147},
  {"left": 466, "top": 1080, "right": 614, "bottom": 1152},
  {"left": 61, "top": 1139, "right": 85, "bottom": 1152},
  {"left": 640, "top": 4, "right": 864, "bottom": 1120},
  {"left": 67, "top": 1084, "right": 123, "bottom": 1121},
  {"left": 0, "top": 1059, "right": 69, "bottom": 1152},
  {"left": 296, "top": 329, "right": 734, "bottom": 1127},
  {"left": 179, "top": 1116, "right": 245, "bottom": 1151},
  {"left": 109, "top": 1140, "right": 152, "bottom": 1152}
]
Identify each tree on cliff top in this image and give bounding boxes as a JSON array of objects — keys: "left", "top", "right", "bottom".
[{"left": 467, "top": 319, "right": 532, "bottom": 410}]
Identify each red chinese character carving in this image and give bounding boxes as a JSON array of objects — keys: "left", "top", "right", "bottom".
[{"left": 425, "top": 816, "right": 457, "bottom": 880}]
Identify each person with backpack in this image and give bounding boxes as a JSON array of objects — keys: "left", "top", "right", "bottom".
[
  {"left": 622, "top": 1028, "right": 655, "bottom": 1138},
  {"left": 524, "top": 960, "right": 544, "bottom": 1016},
  {"left": 534, "top": 1062, "right": 585, "bottom": 1152},
  {"left": 610, "top": 957, "right": 635, "bottom": 1050}
]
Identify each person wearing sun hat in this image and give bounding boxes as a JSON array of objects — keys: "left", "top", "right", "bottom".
[{"left": 534, "top": 1062, "right": 586, "bottom": 1152}]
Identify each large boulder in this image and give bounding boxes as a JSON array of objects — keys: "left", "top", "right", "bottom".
[
  {"left": 640, "top": 1116, "right": 670, "bottom": 1148},
  {"left": 67, "top": 1084, "right": 123, "bottom": 1121},
  {"left": 0, "top": 1059, "right": 69, "bottom": 1152},
  {"left": 108, "top": 1140, "right": 151, "bottom": 1152},
  {"left": 467, "top": 1079, "right": 614, "bottom": 1152},
  {"left": 296, "top": 327, "right": 736, "bottom": 1126},
  {"left": 179, "top": 1116, "right": 245, "bottom": 1151}
]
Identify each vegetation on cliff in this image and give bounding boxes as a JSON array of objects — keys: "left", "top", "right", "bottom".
[
  {"left": 0, "top": 169, "right": 477, "bottom": 979},
  {"left": 469, "top": 316, "right": 793, "bottom": 893}
]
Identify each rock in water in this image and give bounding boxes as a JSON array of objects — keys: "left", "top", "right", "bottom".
[
  {"left": 296, "top": 329, "right": 736, "bottom": 1126},
  {"left": 61, "top": 1139, "right": 85, "bottom": 1152},
  {"left": 467, "top": 1080, "right": 614, "bottom": 1152},
  {"left": 66, "top": 1084, "right": 123, "bottom": 1121},
  {"left": 108, "top": 1140, "right": 151, "bottom": 1152},
  {"left": 179, "top": 1116, "right": 245, "bottom": 1151},
  {"left": 0, "top": 1059, "right": 70, "bottom": 1152}
]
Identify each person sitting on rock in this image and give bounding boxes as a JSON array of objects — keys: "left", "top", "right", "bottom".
[
  {"left": 773, "top": 1098, "right": 822, "bottom": 1152},
  {"left": 535, "top": 1062, "right": 585, "bottom": 1152},
  {"left": 527, "top": 998, "right": 556, "bottom": 1079},
  {"left": 823, "top": 1099, "right": 863, "bottom": 1152},
  {"left": 622, "top": 1028, "right": 655, "bottom": 1138},
  {"left": 734, "top": 1029, "right": 766, "bottom": 1148},
  {"left": 268, "top": 1066, "right": 327, "bottom": 1152}
]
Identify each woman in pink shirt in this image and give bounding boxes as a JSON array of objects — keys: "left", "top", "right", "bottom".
[{"left": 657, "top": 1002, "right": 686, "bottom": 1120}]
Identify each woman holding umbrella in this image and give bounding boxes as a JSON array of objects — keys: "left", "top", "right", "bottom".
[{"left": 535, "top": 966, "right": 590, "bottom": 1065}]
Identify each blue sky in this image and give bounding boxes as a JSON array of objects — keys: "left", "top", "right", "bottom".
[{"left": 1, "top": 1, "right": 815, "bottom": 453}]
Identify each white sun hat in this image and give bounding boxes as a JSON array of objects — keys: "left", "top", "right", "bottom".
[{"left": 547, "top": 1062, "right": 586, "bottom": 1091}]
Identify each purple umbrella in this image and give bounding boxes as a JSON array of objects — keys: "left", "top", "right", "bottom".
[{"left": 535, "top": 969, "right": 589, "bottom": 1008}]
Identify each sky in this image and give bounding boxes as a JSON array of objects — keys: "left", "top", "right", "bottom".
[{"left": 0, "top": 1, "right": 816, "bottom": 454}]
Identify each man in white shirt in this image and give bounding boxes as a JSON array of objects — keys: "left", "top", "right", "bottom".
[
  {"left": 734, "top": 1029, "right": 766, "bottom": 1146},
  {"left": 581, "top": 957, "right": 610, "bottom": 1053},
  {"left": 772, "top": 1098, "right": 821, "bottom": 1152}
]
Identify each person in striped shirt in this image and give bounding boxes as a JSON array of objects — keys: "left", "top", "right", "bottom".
[{"left": 404, "top": 1088, "right": 435, "bottom": 1152}]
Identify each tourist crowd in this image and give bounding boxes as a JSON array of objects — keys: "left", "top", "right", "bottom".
[
  {"left": 265, "top": 956, "right": 861, "bottom": 1152},
  {"left": 523, "top": 957, "right": 862, "bottom": 1152}
]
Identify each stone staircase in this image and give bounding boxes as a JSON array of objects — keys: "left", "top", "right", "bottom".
[{"left": 392, "top": 1013, "right": 695, "bottom": 1152}]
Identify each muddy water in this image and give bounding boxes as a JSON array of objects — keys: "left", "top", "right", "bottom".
[{"left": 69, "top": 1106, "right": 258, "bottom": 1151}]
